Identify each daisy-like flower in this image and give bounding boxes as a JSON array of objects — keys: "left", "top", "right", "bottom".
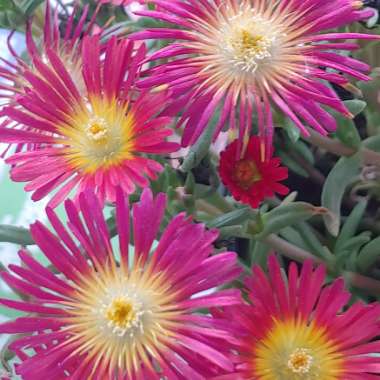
[
  {"left": 131, "top": 0, "right": 378, "bottom": 153},
  {"left": 222, "top": 255, "right": 380, "bottom": 379},
  {"left": 0, "top": 188, "right": 241, "bottom": 379},
  {"left": 0, "top": 34, "right": 179, "bottom": 207},
  {"left": 0, "top": 2, "right": 100, "bottom": 156},
  {"left": 219, "top": 136, "right": 288, "bottom": 208}
]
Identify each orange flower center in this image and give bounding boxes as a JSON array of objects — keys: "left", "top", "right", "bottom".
[{"left": 234, "top": 159, "right": 262, "bottom": 189}]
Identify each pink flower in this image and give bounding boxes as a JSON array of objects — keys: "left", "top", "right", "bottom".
[
  {"left": 130, "top": 0, "right": 379, "bottom": 153},
  {"left": 0, "top": 188, "right": 242, "bottom": 379},
  {"left": 0, "top": 2, "right": 101, "bottom": 157},
  {"left": 0, "top": 33, "right": 179, "bottom": 208},
  {"left": 219, "top": 255, "right": 380, "bottom": 379}
]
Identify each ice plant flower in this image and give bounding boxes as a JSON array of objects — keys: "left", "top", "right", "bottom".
[
  {"left": 0, "top": 2, "right": 100, "bottom": 156},
  {"left": 0, "top": 188, "right": 241, "bottom": 379},
  {"left": 219, "top": 136, "right": 288, "bottom": 208},
  {"left": 0, "top": 34, "right": 179, "bottom": 207},
  {"left": 0, "top": 2, "right": 97, "bottom": 102},
  {"left": 222, "top": 255, "right": 380, "bottom": 379},
  {"left": 131, "top": 0, "right": 378, "bottom": 152}
]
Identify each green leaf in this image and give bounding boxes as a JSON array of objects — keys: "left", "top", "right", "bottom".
[
  {"left": 277, "top": 151, "right": 308, "bottom": 177},
  {"left": 321, "top": 154, "right": 361, "bottom": 236},
  {"left": 0, "top": 225, "right": 34, "bottom": 246},
  {"left": 180, "top": 120, "right": 215, "bottom": 172},
  {"left": 207, "top": 207, "right": 252, "bottom": 229},
  {"left": 295, "top": 222, "right": 328, "bottom": 258},
  {"left": 336, "top": 233, "right": 371, "bottom": 254},
  {"left": 280, "top": 226, "right": 309, "bottom": 251},
  {"left": 344, "top": 100, "right": 367, "bottom": 117},
  {"left": 0, "top": 0, "right": 16, "bottom": 10},
  {"left": 283, "top": 121, "right": 300, "bottom": 143},
  {"left": 358, "top": 236, "right": 380, "bottom": 272},
  {"left": 218, "top": 225, "right": 248, "bottom": 239},
  {"left": 14, "top": 0, "right": 45, "bottom": 15},
  {"left": 0, "top": 8, "right": 25, "bottom": 29},
  {"left": 334, "top": 100, "right": 365, "bottom": 149},
  {"left": 184, "top": 172, "right": 196, "bottom": 194},
  {"left": 336, "top": 120, "right": 361, "bottom": 150},
  {"left": 250, "top": 240, "right": 271, "bottom": 267},
  {"left": 293, "top": 141, "right": 315, "bottom": 166},
  {"left": 335, "top": 200, "right": 367, "bottom": 252},
  {"left": 363, "top": 135, "right": 380, "bottom": 152},
  {"left": 254, "top": 202, "right": 328, "bottom": 240}
]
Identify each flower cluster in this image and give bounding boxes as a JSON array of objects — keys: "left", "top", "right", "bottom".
[{"left": 0, "top": 1, "right": 380, "bottom": 379}]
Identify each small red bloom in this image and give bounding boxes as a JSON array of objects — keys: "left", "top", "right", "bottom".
[{"left": 219, "top": 137, "right": 289, "bottom": 208}]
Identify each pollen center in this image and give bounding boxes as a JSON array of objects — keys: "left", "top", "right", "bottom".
[
  {"left": 253, "top": 319, "right": 344, "bottom": 379},
  {"left": 61, "top": 99, "right": 136, "bottom": 174},
  {"left": 106, "top": 298, "right": 136, "bottom": 329},
  {"left": 230, "top": 29, "right": 272, "bottom": 72},
  {"left": 234, "top": 159, "right": 262, "bottom": 189},
  {"left": 287, "top": 348, "right": 313, "bottom": 374},
  {"left": 103, "top": 295, "right": 146, "bottom": 338},
  {"left": 86, "top": 118, "right": 108, "bottom": 141}
]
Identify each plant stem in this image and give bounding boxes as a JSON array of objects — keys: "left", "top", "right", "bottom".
[
  {"left": 344, "top": 271, "right": 380, "bottom": 296},
  {"left": 265, "top": 233, "right": 380, "bottom": 296},
  {"left": 264, "top": 234, "right": 323, "bottom": 263},
  {"left": 307, "top": 129, "right": 380, "bottom": 167},
  {"left": 195, "top": 199, "right": 221, "bottom": 217}
]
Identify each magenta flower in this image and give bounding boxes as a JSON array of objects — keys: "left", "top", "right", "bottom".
[
  {"left": 0, "top": 188, "right": 241, "bottom": 379},
  {"left": 0, "top": 33, "right": 179, "bottom": 207},
  {"left": 219, "top": 255, "right": 380, "bottom": 379},
  {"left": 0, "top": 2, "right": 100, "bottom": 157},
  {"left": 131, "top": 0, "right": 379, "bottom": 153}
]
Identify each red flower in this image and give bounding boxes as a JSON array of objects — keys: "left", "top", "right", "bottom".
[{"left": 219, "top": 137, "right": 289, "bottom": 208}]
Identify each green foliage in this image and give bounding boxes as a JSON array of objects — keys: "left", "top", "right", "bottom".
[
  {"left": 253, "top": 202, "right": 328, "bottom": 239},
  {"left": 0, "top": 224, "right": 34, "bottom": 246},
  {"left": 321, "top": 154, "right": 362, "bottom": 236},
  {"left": 13, "top": 0, "right": 44, "bottom": 15}
]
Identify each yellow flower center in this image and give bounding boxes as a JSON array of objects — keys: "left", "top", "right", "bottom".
[
  {"left": 59, "top": 98, "right": 135, "bottom": 174},
  {"left": 287, "top": 348, "right": 313, "bottom": 374},
  {"left": 106, "top": 297, "right": 137, "bottom": 330},
  {"left": 215, "top": 4, "right": 281, "bottom": 75},
  {"left": 61, "top": 264, "right": 180, "bottom": 377},
  {"left": 253, "top": 319, "right": 344, "bottom": 379},
  {"left": 229, "top": 29, "right": 272, "bottom": 72},
  {"left": 234, "top": 159, "right": 262, "bottom": 189},
  {"left": 86, "top": 118, "right": 109, "bottom": 141}
]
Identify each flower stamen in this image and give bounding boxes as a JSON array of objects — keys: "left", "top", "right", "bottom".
[
  {"left": 229, "top": 29, "right": 272, "bottom": 72},
  {"left": 86, "top": 118, "right": 109, "bottom": 141},
  {"left": 103, "top": 296, "right": 146, "bottom": 338},
  {"left": 287, "top": 348, "right": 313, "bottom": 374},
  {"left": 234, "top": 159, "right": 262, "bottom": 189}
]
